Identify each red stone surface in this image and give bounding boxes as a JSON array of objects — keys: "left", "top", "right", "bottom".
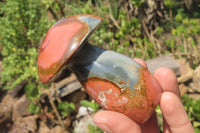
[{"left": 84, "top": 69, "right": 162, "bottom": 124}]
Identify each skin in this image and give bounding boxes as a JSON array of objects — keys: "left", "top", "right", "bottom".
[{"left": 93, "top": 58, "right": 195, "bottom": 133}]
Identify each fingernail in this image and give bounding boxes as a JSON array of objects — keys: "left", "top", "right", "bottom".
[{"left": 96, "top": 124, "right": 113, "bottom": 133}]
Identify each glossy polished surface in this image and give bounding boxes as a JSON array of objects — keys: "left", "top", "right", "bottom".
[
  {"left": 38, "top": 15, "right": 102, "bottom": 83},
  {"left": 37, "top": 14, "right": 162, "bottom": 124},
  {"left": 71, "top": 43, "right": 162, "bottom": 124}
]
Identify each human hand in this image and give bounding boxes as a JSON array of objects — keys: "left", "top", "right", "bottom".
[{"left": 93, "top": 58, "right": 195, "bottom": 133}]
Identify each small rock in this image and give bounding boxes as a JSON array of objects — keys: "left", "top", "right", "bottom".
[
  {"left": 14, "top": 115, "right": 38, "bottom": 133},
  {"left": 23, "top": 116, "right": 37, "bottom": 132},
  {"left": 8, "top": 125, "right": 24, "bottom": 133},
  {"left": 38, "top": 122, "right": 70, "bottom": 133},
  {"left": 12, "top": 95, "right": 31, "bottom": 121},
  {"left": 74, "top": 114, "right": 96, "bottom": 133},
  {"left": 50, "top": 126, "right": 70, "bottom": 133},
  {"left": 176, "top": 58, "right": 194, "bottom": 83},
  {"left": 179, "top": 84, "right": 189, "bottom": 96},
  {"left": 78, "top": 106, "right": 94, "bottom": 117},
  {"left": 146, "top": 55, "right": 180, "bottom": 76},
  {"left": 0, "top": 93, "right": 15, "bottom": 118},
  {"left": 38, "top": 121, "right": 50, "bottom": 133},
  {"left": 189, "top": 66, "right": 200, "bottom": 92}
]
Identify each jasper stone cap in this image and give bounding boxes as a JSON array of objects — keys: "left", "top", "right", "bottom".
[{"left": 37, "top": 14, "right": 103, "bottom": 83}]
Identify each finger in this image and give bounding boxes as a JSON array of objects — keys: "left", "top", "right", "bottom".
[
  {"left": 154, "top": 67, "right": 181, "bottom": 132},
  {"left": 154, "top": 67, "right": 180, "bottom": 97},
  {"left": 133, "top": 58, "right": 147, "bottom": 69},
  {"left": 160, "top": 92, "right": 194, "bottom": 133},
  {"left": 94, "top": 110, "right": 141, "bottom": 133}
]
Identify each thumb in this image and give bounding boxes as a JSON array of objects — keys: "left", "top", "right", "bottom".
[{"left": 94, "top": 111, "right": 141, "bottom": 133}]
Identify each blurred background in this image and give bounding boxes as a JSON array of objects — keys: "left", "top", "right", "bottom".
[{"left": 0, "top": 0, "right": 200, "bottom": 133}]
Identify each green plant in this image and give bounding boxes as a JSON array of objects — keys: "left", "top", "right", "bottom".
[
  {"left": 58, "top": 101, "right": 75, "bottom": 117},
  {"left": 155, "top": 106, "right": 163, "bottom": 132},
  {"left": 0, "top": 0, "right": 53, "bottom": 90},
  {"left": 165, "top": 13, "right": 200, "bottom": 67},
  {"left": 88, "top": 124, "right": 103, "bottom": 133},
  {"left": 25, "top": 81, "right": 41, "bottom": 100},
  {"left": 80, "top": 100, "right": 100, "bottom": 113},
  {"left": 182, "top": 94, "right": 200, "bottom": 131},
  {"left": 131, "top": 0, "right": 144, "bottom": 7},
  {"left": 27, "top": 102, "right": 41, "bottom": 115}
]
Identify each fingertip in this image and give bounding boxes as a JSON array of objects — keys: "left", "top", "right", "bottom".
[
  {"left": 160, "top": 92, "right": 194, "bottom": 133},
  {"left": 93, "top": 111, "right": 108, "bottom": 124},
  {"left": 93, "top": 111, "right": 113, "bottom": 133},
  {"left": 133, "top": 58, "right": 147, "bottom": 69},
  {"left": 94, "top": 111, "right": 141, "bottom": 133},
  {"left": 154, "top": 67, "right": 177, "bottom": 84},
  {"left": 153, "top": 67, "right": 180, "bottom": 96},
  {"left": 160, "top": 92, "right": 180, "bottom": 115}
]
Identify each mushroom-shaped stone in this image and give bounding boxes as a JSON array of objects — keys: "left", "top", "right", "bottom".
[
  {"left": 37, "top": 14, "right": 103, "bottom": 83},
  {"left": 37, "top": 14, "right": 162, "bottom": 124}
]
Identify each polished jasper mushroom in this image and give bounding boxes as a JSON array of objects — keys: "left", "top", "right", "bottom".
[{"left": 37, "top": 14, "right": 162, "bottom": 124}]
